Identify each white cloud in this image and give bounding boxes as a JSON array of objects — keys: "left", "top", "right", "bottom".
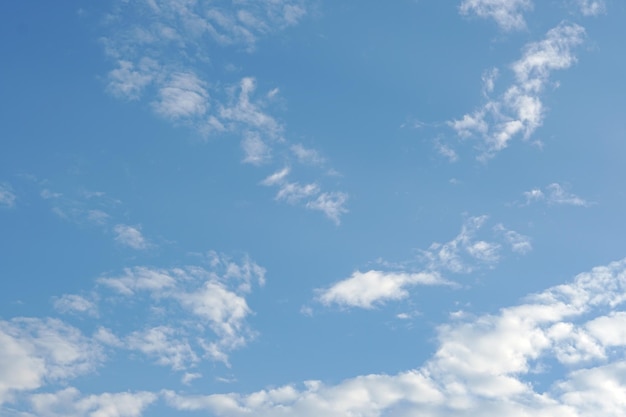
[
  {"left": 241, "top": 132, "right": 271, "bottom": 165},
  {"left": 317, "top": 270, "right": 448, "bottom": 309},
  {"left": 163, "top": 258, "right": 626, "bottom": 417},
  {"left": 306, "top": 192, "right": 349, "bottom": 225},
  {"left": 459, "top": 0, "right": 533, "bottom": 31},
  {"left": 113, "top": 224, "right": 150, "bottom": 250},
  {"left": 523, "top": 183, "right": 590, "bottom": 206},
  {"left": 494, "top": 224, "right": 533, "bottom": 254},
  {"left": 153, "top": 72, "right": 209, "bottom": 120},
  {"left": 52, "top": 295, "right": 98, "bottom": 317},
  {"left": 28, "top": 387, "right": 157, "bottom": 417},
  {"left": 419, "top": 215, "right": 502, "bottom": 273},
  {"left": 0, "top": 183, "right": 16, "bottom": 208},
  {"left": 291, "top": 144, "right": 325, "bottom": 166},
  {"left": 317, "top": 217, "right": 529, "bottom": 310},
  {"left": 0, "top": 319, "right": 102, "bottom": 405},
  {"left": 576, "top": 0, "right": 606, "bottom": 16},
  {"left": 449, "top": 23, "right": 585, "bottom": 159},
  {"left": 126, "top": 326, "right": 199, "bottom": 371},
  {"left": 261, "top": 168, "right": 349, "bottom": 224},
  {"left": 97, "top": 254, "right": 265, "bottom": 364}
]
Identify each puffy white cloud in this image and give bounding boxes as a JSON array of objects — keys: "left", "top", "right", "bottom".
[
  {"left": 0, "top": 183, "right": 16, "bottom": 208},
  {"left": 241, "top": 132, "right": 271, "bottom": 165},
  {"left": 317, "top": 270, "right": 447, "bottom": 309},
  {"left": 449, "top": 23, "right": 585, "bottom": 159},
  {"left": 0, "top": 319, "right": 102, "bottom": 405},
  {"left": 164, "top": 258, "right": 626, "bottom": 417},
  {"left": 459, "top": 0, "right": 533, "bottom": 31},
  {"left": 113, "top": 224, "right": 150, "bottom": 250},
  {"left": 28, "top": 387, "right": 157, "bottom": 417}
]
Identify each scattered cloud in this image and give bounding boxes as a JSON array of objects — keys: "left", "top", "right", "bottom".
[
  {"left": 523, "top": 183, "right": 590, "bottom": 206},
  {"left": 52, "top": 295, "right": 98, "bottom": 317},
  {"left": 576, "top": 0, "right": 606, "bottom": 16},
  {"left": 113, "top": 224, "right": 150, "bottom": 250},
  {"left": 126, "top": 326, "right": 199, "bottom": 371},
  {"left": 97, "top": 253, "right": 265, "bottom": 365},
  {"left": 317, "top": 216, "right": 530, "bottom": 310},
  {"left": 0, "top": 183, "right": 16, "bottom": 208},
  {"left": 448, "top": 23, "right": 586, "bottom": 159},
  {"left": 28, "top": 387, "right": 157, "bottom": 417},
  {"left": 291, "top": 144, "right": 326, "bottom": 166},
  {"left": 163, "top": 258, "right": 626, "bottom": 416},
  {"left": 317, "top": 270, "right": 448, "bottom": 309},
  {"left": 261, "top": 168, "right": 349, "bottom": 224},
  {"left": 0, "top": 318, "right": 103, "bottom": 405},
  {"left": 459, "top": 0, "right": 533, "bottom": 31},
  {"left": 241, "top": 132, "right": 271, "bottom": 165}
]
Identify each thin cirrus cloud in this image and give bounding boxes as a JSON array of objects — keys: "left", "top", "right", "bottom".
[
  {"left": 316, "top": 216, "right": 531, "bottom": 309},
  {"left": 577, "top": 0, "right": 606, "bottom": 16},
  {"left": 447, "top": 22, "right": 586, "bottom": 160},
  {"left": 163, "top": 258, "right": 626, "bottom": 417},
  {"left": 102, "top": 0, "right": 347, "bottom": 223}
]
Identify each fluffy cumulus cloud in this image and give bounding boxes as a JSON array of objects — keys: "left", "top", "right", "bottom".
[
  {"left": 317, "top": 270, "right": 448, "bottom": 309},
  {"left": 459, "top": 0, "right": 533, "bottom": 31},
  {"left": 163, "top": 258, "right": 626, "bottom": 417},
  {"left": 0, "top": 318, "right": 102, "bottom": 405},
  {"left": 316, "top": 216, "right": 531, "bottom": 309},
  {"left": 449, "top": 23, "right": 585, "bottom": 159}
]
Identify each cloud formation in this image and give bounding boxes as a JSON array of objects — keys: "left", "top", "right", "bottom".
[
  {"left": 459, "top": 0, "right": 533, "bottom": 31},
  {"left": 317, "top": 216, "right": 531, "bottom": 309},
  {"left": 113, "top": 224, "right": 150, "bottom": 250},
  {"left": 523, "top": 183, "right": 590, "bottom": 206},
  {"left": 164, "top": 258, "right": 626, "bottom": 416},
  {"left": 449, "top": 22, "right": 586, "bottom": 159}
]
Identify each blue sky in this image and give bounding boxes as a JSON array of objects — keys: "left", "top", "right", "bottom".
[{"left": 2, "top": 0, "right": 626, "bottom": 415}]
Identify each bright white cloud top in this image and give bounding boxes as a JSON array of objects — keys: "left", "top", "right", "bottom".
[{"left": 1, "top": 0, "right": 625, "bottom": 416}]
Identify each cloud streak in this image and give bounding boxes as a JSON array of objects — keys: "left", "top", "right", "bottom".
[{"left": 449, "top": 22, "right": 586, "bottom": 159}]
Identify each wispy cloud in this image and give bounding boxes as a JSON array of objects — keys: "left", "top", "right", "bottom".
[
  {"left": 459, "top": 0, "right": 533, "bottom": 31},
  {"left": 164, "top": 258, "right": 626, "bottom": 416},
  {"left": 448, "top": 22, "right": 586, "bottom": 160},
  {"left": 52, "top": 294, "right": 98, "bottom": 317},
  {"left": 100, "top": 1, "right": 347, "bottom": 223},
  {"left": 113, "top": 224, "right": 150, "bottom": 250},
  {"left": 576, "top": 0, "right": 606, "bottom": 16},
  {"left": 261, "top": 168, "right": 349, "bottom": 224},
  {"left": 316, "top": 216, "right": 531, "bottom": 310},
  {"left": 0, "top": 183, "right": 16, "bottom": 208},
  {"left": 96, "top": 253, "right": 265, "bottom": 365},
  {"left": 523, "top": 182, "right": 590, "bottom": 206}
]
